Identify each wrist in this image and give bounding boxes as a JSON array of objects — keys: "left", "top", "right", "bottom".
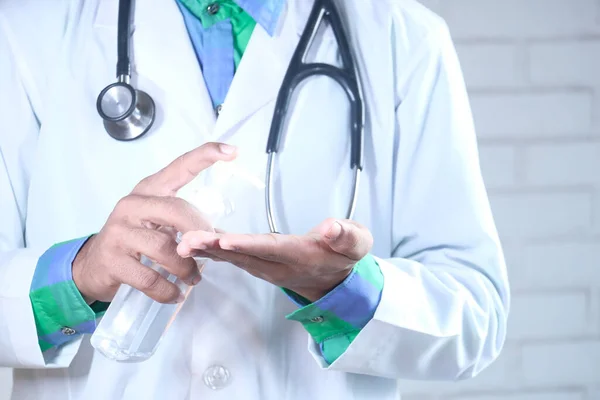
[
  {"left": 289, "top": 269, "right": 353, "bottom": 302},
  {"left": 72, "top": 235, "right": 97, "bottom": 303}
]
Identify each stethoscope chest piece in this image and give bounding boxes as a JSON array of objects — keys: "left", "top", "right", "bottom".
[{"left": 97, "top": 81, "right": 155, "bottom": 141}]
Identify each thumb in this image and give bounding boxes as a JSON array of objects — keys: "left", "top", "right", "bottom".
[{"left": 320, "top": 219, "right": 373, "bottom": 261}]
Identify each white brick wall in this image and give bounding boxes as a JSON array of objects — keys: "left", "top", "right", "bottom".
[
  {"left": 471, "top": 91, "right": 594, "bottom": 138},
  {"left": 520, "top": 241, "right": 600, "bottom": 289},
  {"left": 478, "top": 145, "right": 518, "bottom": 188},
  {"left": 490, "top": 192, "right": 592, "bottom": 238},
  {"left": 507, "top": 292, "right": 589, "bottom": 340},
  {"left": 522, "top": 342, "right": 600, "bottom": 386},
  {"left": 455, "top": 44, "right": 525, "bottom": 89},
  {"left": 529, "top": 41, "right": 600, "bottom": 86},
  {"left": 524, "top": 143, "right": 600, "bottom": 185},
  {"left": 441, "top": 0, "right": 600, "bottom": 39},
  {"left": 403, "top": 0, "right": 600, "bottom": 399}
]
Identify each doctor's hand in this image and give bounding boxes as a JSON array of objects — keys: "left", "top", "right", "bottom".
[
  {"left": 176, "top": 219, "right": 373, "bottom": 302},
  {"left": 72, "top": 142, "right": 238, "bottom": 304}
]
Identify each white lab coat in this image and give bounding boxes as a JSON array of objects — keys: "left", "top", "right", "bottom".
[{"left": 0, "top": 0, "right": 510, "bottom": 399}]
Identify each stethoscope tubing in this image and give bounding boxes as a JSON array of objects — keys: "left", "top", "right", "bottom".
[
  {"left": 99, "top": 0, "right": 365, "bottom": 234},
  {"left": 265, "top": 0, "right": 365, "bottom": 234}
]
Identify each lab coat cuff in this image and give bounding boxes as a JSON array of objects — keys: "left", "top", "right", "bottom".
[
  {"left": 306, "top": 257, "right": 401, "bottom": 374},
  {"left": 286, "top": 254, "right": 383, "bottom": 360},
  {"left": 29, "top": 236, "right": 109, "bottom": 351},
  {"left": 0, "top": 248, "right": 83, "bottom": 368},
  {"left": 306, "top": 257, "right": 436, "bottom": 375}
]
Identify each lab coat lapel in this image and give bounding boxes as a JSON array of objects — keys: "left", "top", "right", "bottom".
[
  {"left": 93, "top": 0, "right": 216, "bottom": 140},
  {"left": 212, "top": 0, "right": 308, "bottom": 141}
]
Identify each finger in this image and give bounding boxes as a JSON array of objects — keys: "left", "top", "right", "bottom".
[
  {"left": 124, "top": 228, "right": 201, "bottom": 285},
  {"left": 114, "top": 194, "right": 213, "bottom": 233},
  {"left": 178, "top": 230, "right": 222, "bottom": 253},
  {"left": 114, "top": 256, "right": 185, "bottom": 304},
  {"left": 216, "top": 232, "right": 339, "bottom": 268},
  {"left": 202, "top": 248, "right": 285, "bottom": 278},
  {"left": 177, "top": 231, "right": 226, "bottom": 261},
  {"left": 132, "top": 142, "right": 238, "bottom": 196},
  {"left": 319, "top": 219, "right": 373, "bottom": 260},
  {"left": 177, "top": 230, "right": 221, "bottom": 258},
  {"left": 178, "top": 245, "right": 226, "bottom": 261},
  {"left": 189, "top": 250, "right": 227, "bottom": 262}
]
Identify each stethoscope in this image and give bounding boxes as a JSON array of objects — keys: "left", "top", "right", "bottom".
[{"left": 96, "top": 0, "right": 365, "bottom": 234}]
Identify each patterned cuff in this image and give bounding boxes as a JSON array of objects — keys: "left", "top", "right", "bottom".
[
  {"left": 284, "top": 254, "right": 384, "bottom": 364},
  {"left": 29, "top": 236, "right": 110, "bottom": 352}
]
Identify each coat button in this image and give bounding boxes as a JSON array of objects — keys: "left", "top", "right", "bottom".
[
  {"left": 207, "top": 3, "right": 220, "bottom": 15},
  {"left": 203, "top": 365, "right": 231, "bottom": 390},
  {"left": 310, "top": 316, "right": 324, "bottom": 323}
]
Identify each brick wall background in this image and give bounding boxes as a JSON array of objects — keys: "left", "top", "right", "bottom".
[
  {"left": 0, "top": 0, "right": 598, "bottom": 399},
  {"left": 398, "top": 0, "right": 600, "bottom": 399}
]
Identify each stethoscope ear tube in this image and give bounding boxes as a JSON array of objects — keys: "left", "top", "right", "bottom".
[
  {"left": 321, "top": 0, "right": 364, "bottom": 172},
  {"left": 265, "top": 0, "right": 365, "bottom": 234},
  {"left": 116, "top": 0, "right": 133, "bottom": 78}
]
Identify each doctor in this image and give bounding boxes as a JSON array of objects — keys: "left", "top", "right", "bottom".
[{"left": 0, "top": 0, "right": 510, "bottom": 399}]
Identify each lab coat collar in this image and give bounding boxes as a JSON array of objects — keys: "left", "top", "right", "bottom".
[
  {"left": 234, "top": 0, "right": 287, "bottom": 36},
  {"left": 176, "top": 0, "right": 285, "bottom": 36},
  {"left": 212, "top": 0, "right": 327, "bottom": 140}
]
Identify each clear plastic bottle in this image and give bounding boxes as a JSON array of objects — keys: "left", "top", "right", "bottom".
[{"left": 90, "top": 160, "right": 264, "bottom": 362}]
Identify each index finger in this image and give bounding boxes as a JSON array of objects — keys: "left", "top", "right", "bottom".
[{"left": 133, "top": 142, "right": 238, "bottom": 196}]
